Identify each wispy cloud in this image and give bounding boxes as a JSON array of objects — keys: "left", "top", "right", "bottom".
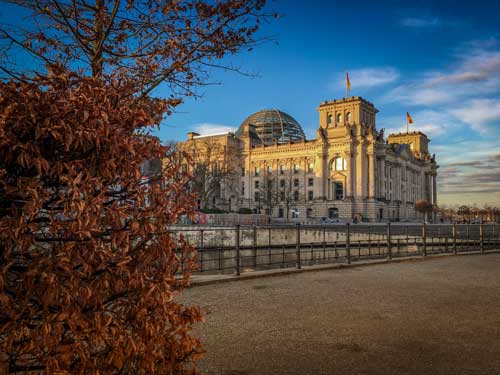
[
  {"left": 192, "top": 123, "right": 236, "bottom": 135},
  {"left": 332, "top": 67, "right": 399, "bottom": 91},
  {"left": 381, "top": 40, "right": 500, "bottom": 136},
  {"left": 384, "top": 44, "right": 500, "bottom": 103},
  {"left": 450, "top": 98, "right": 500, "bottom": 134},
  {"left": 426, "top": 136, "right": 500, "bottom": 206},
  {"left": 380, "top": 109, "right": 454, "bottom": 138},
  {"left": 401, "top": 17, "right": 441, "bottom": 28}
]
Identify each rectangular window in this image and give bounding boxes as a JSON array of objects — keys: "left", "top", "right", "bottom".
[
  {"left": 255, "top": 180, "right": 260, "bottom": 189},
  {"left": 241, "top": 167, "right": 245, "bottom": 177},
  {"left": 308, "top": 178, "right": 314, "bottom": 187},
  {"left": 308, "top": 190, "right": 314, "bottom": 201},
  {"left": 306, "top": 208, "right": 313, "bottom": 218},
  {"left": 280, "top": 191, "right": 285, "bottom": 201},
  {"left": 293, "top": 190, "right": 299, "bottom": 201},
  {"left": 308, "top": 162, "right": 314, "bottom": 173},
  {"left": 267, "top": 165, "right": 273, "bottom": 174},
  {"left": 334, "top": 182, "right": 344, "bottom": 200},
  {"left": 280, "top": 179, "right": 285, "bottom": 188},
  {"left": 293, "top": 178, "right": 299, "bottom": 187},
  {"left": 278, "top": 208, "right": 284, "bottom": 218},
  {"left": 293, "top": 164, "right": 299, "bottom": 174},
  {"left": 254, "top": 192, "right": 260, "bottom": 202},
  {"left": 280, "top": 165, "right": 285, "bottom": 175},
  {"left": 254, "top": 167, "right": 260, "bottom": 177},
  {"left": 241, "top": 181, "right": 245, "bottom": 196}
]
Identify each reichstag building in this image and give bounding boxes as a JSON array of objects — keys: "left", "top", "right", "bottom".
[{"left": 179, "top": 96, "right": 438, "bottom": 222}]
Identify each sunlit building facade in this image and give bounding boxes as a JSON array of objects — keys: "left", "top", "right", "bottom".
[{"left": 179, "top": 96, "right": 439, "bottom": 222}]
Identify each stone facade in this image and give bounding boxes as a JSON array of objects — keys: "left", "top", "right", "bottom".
[{"left": 178, "top": 96, "right": 438, "bottom": 222}]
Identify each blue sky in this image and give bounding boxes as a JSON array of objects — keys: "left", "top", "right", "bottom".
[
  {"left": 155, "top": 0, "right": 500, "bottom": 207},
  {"left": 1, "top": 0, "right": 499, "bottom": 207}
]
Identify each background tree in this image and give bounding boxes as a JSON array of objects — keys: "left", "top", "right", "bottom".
[
  {"left": 415, "top": 199, "right": 434, "bottom": 222},
  {"left": 0, "top": 0, "right": 271, "bottom": 373},
  {"left": 257, "top": 176, "right": 278, "bottom": 216},
  {"left": 277, "top": 177, "right": 303, "bottom": 221},
  {"left": 458, "top": 205, "right": 471, "bottom": 223},
  {"left": 180, "top": 136, "right": 242, "bottom": 211}
]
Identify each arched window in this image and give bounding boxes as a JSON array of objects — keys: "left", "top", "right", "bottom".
[
  {"left": 331, "top": 157, "right": 347, "bottom": 172},
  {"left": 346, "top": 112, "right": 352, "bottom": 122},
  {"left": 336, "top": 113, "right": 343, "bottom": 123},
  {"left": 327, "top": 113, "right": 332, "bottom": 125}
]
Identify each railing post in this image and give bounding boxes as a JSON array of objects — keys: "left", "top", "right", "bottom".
[
  {"left": 346, "top": 222, "right": 351, "bottom": 264},
  {"left": 422, "top": 222, "right": 427, "bottom": 257},
  {"left": 480, "top": 222, "right": 484, "bottom": 253},
  {"left": 368, "top": 229, "right": 372, "bottom": 256},
  {"left": 200, "top": 229, "right": 204, "bottom": 272},
  {"left": 466, "top": 225, "right": 470, "bottom": 249},
  {"left": 253, "top": 225, "right": 257, "bottom": 269},
  {"left": 235, "top": 224, "right": 240, "bottom": 276},
  {"left": 268, "top": 227, "right": 272, "bottom": 266},
  {"left": 387, "top": 222, "right": 392, "bottom": 260},
  {"left": 296, "top": 223, "right": 301, "bottom": 269},
  {"left": 452, "top": 223, "right": 457, "bottom": 255}
]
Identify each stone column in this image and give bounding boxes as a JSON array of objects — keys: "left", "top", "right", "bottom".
[
  {"left": 356, "top": 142, "right": 366, "bottom": 198},
  {"left": 368, "top": 153, "right": 375, "bottom": 199},
  {"left": 379, "top": 157, "right": 385, "bottom": 199},
  {"left": 432, "top": 174, "right": 437, "bottom": 205},
  {"left": 397, "top": 165, "right": 401, "bottom": 202},
  {"left": 315, "top": 154, "right": 325, "bottom": 199},
  {"left": 344, "top": 151, "right": 352, "bottom": 198},
  {"left": 419, "top": 170, "right": 424, "bottom": 201}
]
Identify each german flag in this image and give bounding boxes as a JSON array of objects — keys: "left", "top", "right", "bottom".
[
  {"left": 346, "top": 71, "right": 351, "bottom": 96},
  {"left": 406, "top": 112, "right": 414, "bottom": 124}
]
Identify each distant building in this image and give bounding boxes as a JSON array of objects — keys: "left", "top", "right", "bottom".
[{"left": 178, "top": 96, "right": 438, "bottom": 222}]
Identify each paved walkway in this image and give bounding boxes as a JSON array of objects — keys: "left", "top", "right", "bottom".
[{"left": 182, "top": 253, "right": 500, "bottom": 375}]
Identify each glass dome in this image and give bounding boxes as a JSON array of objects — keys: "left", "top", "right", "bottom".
[{"left": 236, "top": 109, "right": 305, "bottom": 145}]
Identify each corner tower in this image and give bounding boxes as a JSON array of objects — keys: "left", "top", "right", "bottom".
[
  {"left": 317, "top": 96, "right": 378, "bottom": 138},
  {"left": 387, "top": 131, "right": 430, "bottom": 160}
]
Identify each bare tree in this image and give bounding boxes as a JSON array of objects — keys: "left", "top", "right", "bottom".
[
  {"left": 0, "top": 0, "right": 274, "bottom": 100},
  {"left": 269, "top": 176, "right": 304, "bottom": 221},
  {"left": 257, "top": 176, "right": 278, "bottom": 216},
  {"left": 457, "top": 205, "right": 471, "bottom": 223},
  {"left": 415, "top": 199, "right": 434, "bottom": 222},
  {"left": 181, "top": 136, "right": 241, "bottom": 210}
]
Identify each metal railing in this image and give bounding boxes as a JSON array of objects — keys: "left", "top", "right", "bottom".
[{"left": 170, "top": 223, "right": 500, "bottom": 275}]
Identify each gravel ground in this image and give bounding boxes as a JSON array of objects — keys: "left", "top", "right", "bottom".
[{"left": 181, "top": 253, "right": 500, "bottom": 375}]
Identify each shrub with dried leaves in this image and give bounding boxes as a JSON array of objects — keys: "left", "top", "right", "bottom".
[{"left": 0, "top": 69, "right": 204, "bottom": 374}]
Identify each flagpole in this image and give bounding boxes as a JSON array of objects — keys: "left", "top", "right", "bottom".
[{"left": 406, "top": 118, "right": 409, "bottom": 133}]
